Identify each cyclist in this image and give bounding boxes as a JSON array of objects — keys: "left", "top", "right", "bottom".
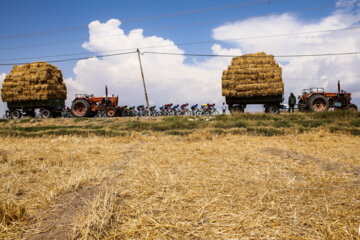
[
  {"left": 164, "top": 103, "right": 173, "bottom": 111},
  {"left": 201, "top": 103, "right": 208, "bottom": 112},
  {"left": 180, "top": 103, "right": 188, "bottom": 115},
  {"left": 137, "top": 105, "right": 144, "bottom": 111}
]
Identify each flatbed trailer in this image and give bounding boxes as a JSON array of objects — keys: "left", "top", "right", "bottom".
[
  {"left": 226, "top": 94, "right": 284, "bottom": 114},
  {"left": 7, "top": 99, "right": 65, "bottom": 118}
]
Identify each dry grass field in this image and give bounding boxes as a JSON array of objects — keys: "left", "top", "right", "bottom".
[{"left": 0, "top": 112, "right": 359, "bottom": 239}]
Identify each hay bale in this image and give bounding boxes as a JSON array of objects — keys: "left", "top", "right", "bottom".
[
  {"left": 1, "top": 62, "right": 67, "bottom": 102},
  {"left": 222, "top": 52, "right": 283, "bottom": 98}
]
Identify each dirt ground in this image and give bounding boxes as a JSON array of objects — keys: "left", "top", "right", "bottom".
[{"left": 0, "top": 130, "right": 359, "bottom": 239}]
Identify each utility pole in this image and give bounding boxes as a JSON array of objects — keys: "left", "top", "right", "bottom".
[{"left": 137, "top": 48, "right": 150, "bottom": 110}]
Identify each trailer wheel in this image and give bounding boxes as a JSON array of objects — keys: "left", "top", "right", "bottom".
[
  {"left": 230, "top": 105, "right": 245, "bottom": 114},
  {"left": 10, "top": 110, "right": 22, "bottom": 119},
  {"left": 267, "top": 105, "right": 280, "bottom": 114},
  {"left": 309, "top": 95, "right": 329, "bottom": 112},
  {"left": 72, "top": 99, "right": 90, "bottom": 117},
  {"left": 106, "top": 107, "right": 116, "bottom": 117},
  {"left": 40, "top": 109, "right": 52, "bottom": 118},
  {"left": 346, "top": 104, "right": 358, "bottom": 112}
]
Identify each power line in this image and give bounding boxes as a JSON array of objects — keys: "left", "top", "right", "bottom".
[
  {"left": 0, "top": 4, "right": 344, "bottom": 51},
  {"left": 1, "top": 25, "right": 359, "bottom": 62},
  {"left": 285, "top": 75, "right": 360, "bottom": 81},
  {"left": 0, "top": 50, "right": 359, "bottom": 66},
  {"left": 0, "top": 51, "right": 137, "bottom": 66},
  {"left": 142, "top": 50, "right": 360, "bottom": 58},
  {"left": 0, "top": 0, "right": 281, "bottom": 40}
]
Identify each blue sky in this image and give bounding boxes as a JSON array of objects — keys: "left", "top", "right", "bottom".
[
  {"left": 0, "top": 0, "right": 359, "bottom": 110},
  {"left": 0, "top": 0, "right": 339, "bottom": 77}
]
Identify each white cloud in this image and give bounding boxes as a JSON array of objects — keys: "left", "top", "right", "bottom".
[
  {"left": 65, "top": 19, "right": 240, "bottom": 108},
  {"left": 0, "top": 73, "right": 6, "bottom": 83},
  {"left": 67, "top": 6, "right": 360, "bottom": 110},
  {"left": 212, "top": 7, "right": 360, "bottom": 103},
  {"left": 336, "top": 0, "right": 360, "bottom": 7}
]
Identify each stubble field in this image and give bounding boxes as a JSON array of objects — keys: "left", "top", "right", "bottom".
[{"left": 0, "top": 112, "right": 359, "bottom": 239}]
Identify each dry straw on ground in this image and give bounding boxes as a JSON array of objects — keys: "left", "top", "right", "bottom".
[
  {"left": 0, "top": 128, "right": 359, "bottom": 239},
  {"left": 222, "top": 52, "right": 284, "bottom": 98},
  {"left": 1, "top": 62, "right": 67, "bottom": 102}
]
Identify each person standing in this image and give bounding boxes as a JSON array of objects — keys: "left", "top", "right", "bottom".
[
  {"left": 222, "top": 102, "right": 227, "bottom": 114},
  {"left": 288, "top": 93, "right": 296, "bottom": 113}
]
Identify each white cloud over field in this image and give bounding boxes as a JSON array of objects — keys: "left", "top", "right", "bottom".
[
  {"left": 65, "top": 2, "right": 360, "bottom": 109},
  {"left": 65, "top": 19, "right": 237, "bottom": 107},
  {"left": 212, "top": 3, "right": 360, "bottom": 100}
]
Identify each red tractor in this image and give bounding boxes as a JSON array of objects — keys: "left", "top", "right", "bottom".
[
  {"left": 71, "top": 86, "right": 120, "bottom": 117},
  {"left": 298, "top": 81, "right": 358, "bottom": 112}
]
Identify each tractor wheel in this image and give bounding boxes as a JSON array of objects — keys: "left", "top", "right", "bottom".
[
  {"left": 266, "top": 105, "right": 280, "bottom": 114},
  {"left": 40, "top": 109, "right": 52, "bottom": 118},
  {"left": 308, "top": 95, "right": 329, "bottom": 112},
  {"left": 106, "top": 107, "right": 116, "bottom": 117},
  {"left": 346, "top": 104, "right": 358, "bottom": 112},
  {"left": 10, "top": 110, "right": 22, "bottom": 119},
  {"left": 71, "top": 99, "right": 90, "bottom": 117}
]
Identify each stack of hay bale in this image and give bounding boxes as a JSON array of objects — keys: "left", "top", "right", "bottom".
[
  {"left": 222, "top": 52, "right": 283, "bottom": 98},
  {"left": 1, "top": 62, "right": 67, "bottom": 102}
]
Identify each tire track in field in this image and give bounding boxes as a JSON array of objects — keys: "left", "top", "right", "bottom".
[{"left": 24, "top": 144, "right": 144, "bottom": 240}]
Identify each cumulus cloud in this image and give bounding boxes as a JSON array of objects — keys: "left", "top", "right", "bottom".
[
  {"left": 65, "top": 19, "right": 239, "bottom": 107},
  {"left": 67, "top": 4, "right": 360, "bottom": 110},
  {"left": 212, "top": 6, "right": 360, "bottom": 102}
]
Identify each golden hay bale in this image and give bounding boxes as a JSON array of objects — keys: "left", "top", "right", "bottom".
[
  {"left": 1, "top": 62, "right": 67, "bottom": 102},
  {"left": 222, "top": 52, "right": 283, "bottom": 97}
]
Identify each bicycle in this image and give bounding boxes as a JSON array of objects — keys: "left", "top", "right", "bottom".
[
  {"left": 149, "top": 106, "right": 158, "bottom": 116},
  {"left": 207, "top": 104, "right": 219, "bottom": 115},
  {"left": 170, "top": 104, "right": 180, "bottom": 116},
  {"left": 161, "top": 104, "right": 173, "bottom": 116},
  {"left": 136, "top": 105, "right": 146, "bottom": 116},
  {"left": 190, "top": 104, "right": 201, "bottom": 115},
  {"left": 179, "top": 103, "right": 190, "bottom": 115},
  {"left": 61, "top": 108, "right": 73, "bottom": 118}
]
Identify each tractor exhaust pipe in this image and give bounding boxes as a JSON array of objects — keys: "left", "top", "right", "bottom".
[
  {"left": 105, "top": 85, "right": 108, "bottom": 98},
  {"left": 338, "top": 80, "right": 341, "bottom": 93}
]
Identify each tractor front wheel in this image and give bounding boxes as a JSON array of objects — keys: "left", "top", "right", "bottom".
[
  {"left": 106, "top": 107, "right": 116, "bottom": 117},
  {"left": 309, "top": 95, "right": 329, "bottom": 112},
  {"left": 71, "top": 99, "right": 90, "bottom": 117},
  {"left": 346, "top": 104, "right": 358, "bottom": 112}
]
